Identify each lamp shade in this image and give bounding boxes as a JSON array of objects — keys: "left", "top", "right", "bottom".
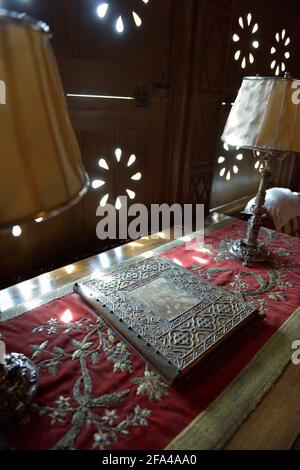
[
  {"left": 0, "top": 10, "right": 88, "bottom": 230},
  {"left": 222, "top": 76, "right": 300, "bottom": 154}
]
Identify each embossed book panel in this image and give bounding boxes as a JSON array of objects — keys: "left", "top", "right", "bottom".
[{"left": 74, "top": 257, "right": 257, "bottom": 383}]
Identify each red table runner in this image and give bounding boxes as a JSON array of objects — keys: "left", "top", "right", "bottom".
[{"left": 1, "top": 220, "right": 300, "bottom": 450}]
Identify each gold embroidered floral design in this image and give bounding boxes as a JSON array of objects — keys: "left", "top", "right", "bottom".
[
  {"left": 132, "top": 368, "right": 169, "bottom": 401},
  {"left": 25, "top": 312, "right": 166, "bottom": 450}
]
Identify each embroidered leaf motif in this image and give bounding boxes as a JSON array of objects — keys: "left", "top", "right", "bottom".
[
  {"left": 103, "top": 338, "right": 133, "bottom": 373},
  {"left": 48, "top": 361, "right": 60, "bottom": 376},
  {"left": 72, "top": 339, "right": 82, "bottom": 348},
  {"left": 275, "top": 248, "right": 291, "bottom": 257},
  {"left": 72, "top": 341, "right": 94, "bottom": 360},
  {"left": 91, "top": 352, "right": 99, "bottom": 365},
  {"left": 92, "top": 405, "right": 151, "bottom": 450},
  {"left": 53, "top": 346, "right": 65, "bottom": 356},
  {"left": 132, "top": 368, "right": 169, "bottom": 401},
  {"left": 268, "top": 291, "right": 287, "bottom": 302},
  {"left": 90, "top": 390, "right": 130, "bottom": 408},
  {"left": 72, "top": 350, "right": 82, "bottom": 360},
  {"left": 30, "top": 341, "right": 49, "bottom": 359},
  {"left": 25, "top": 310, "right": 151, "bottom": 449}
]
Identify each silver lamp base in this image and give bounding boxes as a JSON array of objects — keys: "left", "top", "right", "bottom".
[
  {"left": 223, "top": 151, "right": 285, "bottom": 267},
  {"left": 0, "top": 353, "right": 38, "bottom": 423},
  {"left": 225, "top": 239, "right": 269, "bottom": 266}
]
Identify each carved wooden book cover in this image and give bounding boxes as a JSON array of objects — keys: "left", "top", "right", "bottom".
[{"left": 74, "top": 257, "right": 256, "bottom": 383}]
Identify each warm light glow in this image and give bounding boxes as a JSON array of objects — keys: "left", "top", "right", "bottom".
[
  {"left": 92, "top": 179, "right": 105, "bottom": 189},
  {"left": 67, "top": 93, "right": 134, "bottom": 101},
  {"left": 99, "top": 158, "right": 109, "bottom": 170},
  {"left": 141, "top": 250, "right": 154, "bottom": 259},
  {"left": 115, "top": 197, "right": 122, "bottom": 210},
  {"left": 179, "top": 235, "right": 193, "bottom": 242},
  {"left": 65, "top": 265, "right": 75, "bottom": 275},
  {"left": 233, "top": 12, "right": 258, "bottom": 69},
  {"left": 173, "top": 258, "right": 183, "bottom": 267},
  {"left": 39, "top": 274, "right": 52, "bottom": 294},
  {"left": 158, "top": 232, "right": 166, "bottom": 239},
  {"left": 192, "top": 256, "right": 208, "bottom": 265},
  {"left": 130, "top": 242, "right": 143, "bottom": 247},
  {"left": 18, "top": 280, "right": 35, "bottom": 301},
  {"left": 25, "top": 299, "right": 41, "bottom": 311},
  {"left": 195, "top": 246, "right": 213, "bottom": 255},
  {"left": 114, "top": 246, "right": 123, "bottom": 260},
  {"left": 100, "top": 194, "right": 109, "bottom": 207},
  {"left": 126, "top": 189, "right": 136, "bottom": 200},
  {"left": 255, "top": 160, "right": 261, "bottom": 170},
  {"left": 115, "top": 148, "right": 122, "bottom": 162},
  {"left": 97, "top": 3, "right": 109, "bottom": 18},
  {"left": 127, "top": 154, "right": 136, "bottom": 167},
  {"left": 132, "top": 11, "right": 142, "bottom": 27},
  {"left": 116, "top": 16, "right": 124, "bottom": 33},
  {"left": 99, "top": 252, "right": 111, "bottom": 269},
  {"left": 12, "top": 225, "right": 22, "bottom": 237},
  {"left": 35, "top": 217, "right": 44, "bottom": 223},
  {"left": 131, "top": 172, "right": 142, "bottom": 181},
  {"left": 0, "top": 290, "right": 13, "bottom": 311},
  {"left": 61, "top": 309, "right": 73, "bottom": 324}
]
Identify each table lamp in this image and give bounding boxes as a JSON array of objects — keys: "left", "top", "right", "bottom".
[
  {"left": 221, "top": 74, "right": 300, "bottom": 266},
  {"left": 0, "top": 9, "right": 89, "bottom": 422}
]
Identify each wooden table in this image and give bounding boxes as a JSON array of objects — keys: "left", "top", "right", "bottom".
[{"left": 1, "top": 213, "right": 299, "bottom": 450}]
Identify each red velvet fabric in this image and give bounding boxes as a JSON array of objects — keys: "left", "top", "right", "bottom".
[{"left": 1, "top": 221, "right": 300, "bottom": 450}]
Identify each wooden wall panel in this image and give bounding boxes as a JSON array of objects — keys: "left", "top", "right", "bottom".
[{"left": 167, "top": 0, "right": 232, "bottom": 211}]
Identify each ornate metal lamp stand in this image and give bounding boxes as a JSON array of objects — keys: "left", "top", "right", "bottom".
[
  {"left": 0, "top": 337, "right": 38, "bottom": 423},
  {"left": 226, "top": 152, "right": 284, "bottom": 266}
]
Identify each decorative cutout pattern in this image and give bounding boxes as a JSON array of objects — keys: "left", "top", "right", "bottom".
[
  {"left": 12, "top": 225, "right": 22, "bottom": 238},
  {"left": 254, "top": 151, "right": 264, "bottom": 171},
  {"left": 270, "top": 29, "right": 291, "bottom": 76},
  {"left": 92, "top": 148, "right": 142, "bottom": 209},
  {"left": 233, "top": 13, "right": 259, "bottom": 69},
  {"left": 96, "top": 0, "right": 149, "bottom": 33},
  {"left": 217, "top": 143, "right": 243, "bottom": 181}
]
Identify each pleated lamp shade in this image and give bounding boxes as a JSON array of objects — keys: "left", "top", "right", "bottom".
[
  {"left": 0, "top": 10, "right": 88, "bottom": 230},
  {"left": 222, "top": 76, "right": 300, "bottom": 154}
]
